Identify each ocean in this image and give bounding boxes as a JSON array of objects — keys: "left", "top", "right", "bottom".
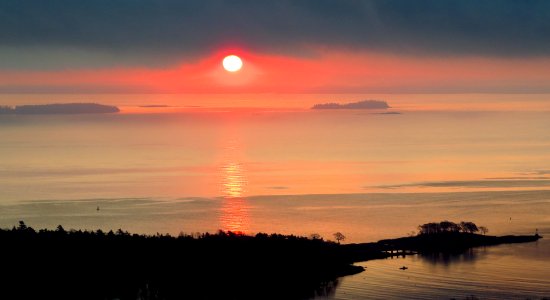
[{"left": 1, "top": 93, "right": 550, "bottom": 298}]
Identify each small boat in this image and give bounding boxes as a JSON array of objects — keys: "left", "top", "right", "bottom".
[{"left": 399, "top": 266, "right": 408, "bottom": 270}]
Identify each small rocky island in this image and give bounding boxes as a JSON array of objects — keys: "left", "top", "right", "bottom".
[
  {"left": 312, "top": 99, "right": 390, "bottom": 110},
  {"left": 0, "top": 103, "right": 120, "bottom": 114},
  {"left": 1, "top": 220, "right": 540, "bottom": 299}
]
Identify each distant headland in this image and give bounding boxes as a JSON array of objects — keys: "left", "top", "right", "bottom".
[
  {"left": 0, "top": 103, "right": 120, "bottom": 114},
  {"left": 312, "top": 99, "right": 390, "bottom": 110}
]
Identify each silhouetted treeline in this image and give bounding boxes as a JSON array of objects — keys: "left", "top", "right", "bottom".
[
  {"left": 0, "top": 103, "right": 119, "bottom": 114},
  {"left": 417, "top": 220, "right": 483, "bottom": 235},
  {"left": 0, "top": 222, "right": 361, "bottom": 300}
]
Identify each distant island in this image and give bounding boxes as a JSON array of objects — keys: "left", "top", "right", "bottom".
[
  {"left": 1, "top": 220, "right": 540, "bottom": 299},
  {"left": 138, "top": 104, "right": 170, "bottom": 108},
  {"left": 0, "top": 103, "right": 120, "bottom": 114},
  {"left": 312, "top": 99, "right": 390, "bottom": 110},
  {"left": 376, "top": 111, "right": 401, "bottom": 115}
]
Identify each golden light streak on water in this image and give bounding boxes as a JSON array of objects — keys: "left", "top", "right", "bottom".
[
  {"left": 222, "top": 162, "right": 246, "bottom": 198},
  {"left": 219, "top": 135, "right": 250, "bottom": 234},
  {"left": 219, "top": 162, "right": 250, "bottom": 234},
  {"left": 220, "top": 197, "right": 250, "bottom": 234}
]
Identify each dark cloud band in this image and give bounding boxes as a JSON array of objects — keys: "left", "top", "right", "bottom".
[{"left": 1, "top": 0, "right": 549, "bottom": 69}]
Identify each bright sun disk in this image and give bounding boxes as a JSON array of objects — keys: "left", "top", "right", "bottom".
[{"left": 223, "top": 55, "right": 243, "bottom": 72}]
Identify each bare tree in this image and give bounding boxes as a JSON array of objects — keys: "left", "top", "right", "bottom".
[
  {"left": 333, "top": 232, "right": 346, "bottom": 244},
  {"left": 460, "top": 221, "right": 479, "bottom": 234},
  {"left": 479, "top": 226, "right": 488, "bottom": 235},
  {"left": 309, "top": 233, "right": 322, "bottom": 240}
]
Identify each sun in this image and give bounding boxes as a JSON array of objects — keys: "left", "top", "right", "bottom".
[{"left": 223, "top": 55, "right": 243, "bottom": 72}]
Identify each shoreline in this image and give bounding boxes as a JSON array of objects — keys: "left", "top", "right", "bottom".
[{"left": 1, "top": 222, "right": 541, "bottom": 299}]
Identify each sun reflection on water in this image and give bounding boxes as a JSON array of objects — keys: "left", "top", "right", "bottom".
[
  {"left": 220, "top": 196, "right": 250, "bottom": 234},
  {"left": 222, "top": 162, "right": 247, "bottom": 198},
  {"left": 219, "top": 138, "right": 250, "bottom": 234}
]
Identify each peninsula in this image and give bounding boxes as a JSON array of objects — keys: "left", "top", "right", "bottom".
[{"left": 1, "top": 221, "right": 541, "bottom": 299}]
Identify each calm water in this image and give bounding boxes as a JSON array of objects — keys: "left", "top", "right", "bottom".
[
  {"left": 2, "top": 110, "right": 550, "bottom": 201},
  {"left": 1, "top": 97, "right": 550, "bottom": 298},
  {"left": 326, "top": 239, "right": 550, "bottom": 299}
]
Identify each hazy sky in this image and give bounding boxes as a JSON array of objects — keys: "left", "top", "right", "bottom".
[{"left": 1, "top": 0, "right": 550, "bottom": 93}]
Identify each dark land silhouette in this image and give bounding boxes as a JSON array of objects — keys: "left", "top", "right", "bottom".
[
  {"left": 376, "top": 220, "right": 541, "bottom": 253},
  {"left": 0, "top": 103, "right": 119, "bottom": 114},
  {"left": 1, "top": 220, "right": 541, "bottom": 299},
  {"left": 311, "top": 99, "right": 390, "bottom": 110}
]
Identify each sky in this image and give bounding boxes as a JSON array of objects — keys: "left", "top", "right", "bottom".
[{"left": 1, "top": 0, "right": 550, "bottom": 94}]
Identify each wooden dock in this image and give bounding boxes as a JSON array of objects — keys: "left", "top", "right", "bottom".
[{"left": 381, "top": 249, "right": 417, "bottom": 258}]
